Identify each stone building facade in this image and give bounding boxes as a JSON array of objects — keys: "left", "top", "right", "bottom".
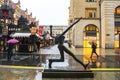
[
  {"left": 69, "top": 0, "right": 120, "bottom": 48},
  {"left": 42, "top": 25, "right": 69, "bottom": 41}
]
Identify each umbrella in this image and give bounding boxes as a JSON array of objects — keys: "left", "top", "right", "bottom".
[{"left": 7, "top": 38, "right": 19, "bottom": 44}]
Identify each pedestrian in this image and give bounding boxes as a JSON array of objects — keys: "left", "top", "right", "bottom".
[
  {"left": 49, "top": 36, "right": 90, "bottom": 70},
  {"left": 36, "top": 38, "right": 40, "bottom": 52},
  {"left": 90, "top": 42, "right": 99, "bottom": 58},
  {"left": 7, "top": 43, "right": 14, "bottom": 61},
  {"left": 68, "top": 40, "right": 72, "bottom": 48}
]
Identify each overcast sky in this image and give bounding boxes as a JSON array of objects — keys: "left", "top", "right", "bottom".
[{"left": 12, "top": 0, "right": 70, "bottom": 25}]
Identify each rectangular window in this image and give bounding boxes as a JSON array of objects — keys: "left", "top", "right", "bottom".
[
  {"left": 85, "top": 8, "right": 97, "bottom": 18},
  {"left": 86, "top": 0, "right": 96, "bottom": 2},
  {"left": 94, "top": 12, "right": 96, "bottom": 18},
  {"left": 89, "top": 12, "right": 92, "bottom": 18}
]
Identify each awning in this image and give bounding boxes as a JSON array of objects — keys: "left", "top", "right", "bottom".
[{"left": 11, "top": 33, "right": 40, "bottom": 38}]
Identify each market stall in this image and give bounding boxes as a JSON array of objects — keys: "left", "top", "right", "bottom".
[{"left": 11, "top": 32, "right": 40, "bottom": 52}]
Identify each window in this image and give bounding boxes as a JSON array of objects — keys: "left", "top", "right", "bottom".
[
  {"left": 86, "top": 0, "right": 96, "bottom": 2},
  {"left": 89, "top": 12, "right": 92, "bottom": 18},
  {"left": 84, "top": 25, "right": 98, "bottom": 37},
  {"left": 84, "top": 25, "right": 98, "bottom": 31},
  {"left": 85, "top": 8, "right": 97, "bottom": 18},
  {"left": 115, "top": 7, "right": 120, "bottom": 15}
]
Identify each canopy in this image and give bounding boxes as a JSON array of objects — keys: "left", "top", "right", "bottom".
[{"left": 11, "top": 33, "right": 40, "bottom": 38}]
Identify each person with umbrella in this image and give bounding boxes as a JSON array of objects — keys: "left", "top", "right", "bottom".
[
  {"left": 7, "top": 38, "right": 19, "bottom": 61},
  {"left": 36, "top": 38, "right": 41, "bottom": 52},
  {"left": 90, "top": 42, "right": 99, "bottom": 58},
  {"left": 7, "top": 43, "right": 14, "bottom": 61}
]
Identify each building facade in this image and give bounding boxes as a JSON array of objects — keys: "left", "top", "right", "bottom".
[
  {"left": 69, "top": 0, "right": 120, "bottom": 48},
  {"left": 41, "top": 25, "right": 69, "bottom": 41}
]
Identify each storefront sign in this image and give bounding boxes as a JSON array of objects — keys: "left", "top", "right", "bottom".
[{"left": 39, "top": 26, "right": 43, "bottom": 36}]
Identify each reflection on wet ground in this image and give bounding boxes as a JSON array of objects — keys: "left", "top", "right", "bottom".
[
  {"left": 0, "top": 43, "right": 120, "bottom": 80},
  {"left": 41, "top": 44, "right": 120, "bottom": 70}
]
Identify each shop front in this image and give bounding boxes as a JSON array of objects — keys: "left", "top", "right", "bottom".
[
  {"left": 83, "top": 25, "right": 99, "bottom": 48},
  {"left": 11, "top": 32, "right": 40, "bottom": 52}
]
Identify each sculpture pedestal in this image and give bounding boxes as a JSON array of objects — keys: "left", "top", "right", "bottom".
[{"left": 43, "top": 69, "right": 94, "bottom": 78}]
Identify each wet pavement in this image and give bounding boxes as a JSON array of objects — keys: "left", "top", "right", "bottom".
[
  {"left": 0, "top": 66, "right": 43, "bottom": 80},
  {"left": 0, "top": 43, "right": 120, "bottom": 80},
  {"left": 40, "top": 44, "right": 120, "bottom": 70}
]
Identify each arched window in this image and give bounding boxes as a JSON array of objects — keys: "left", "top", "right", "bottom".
[
  {"left": 84, "top": 25, "right": 98, "bottom": 31},
  {"left": 115, "top": 6, "right": 120, "bottom": 15},
  {"left": 84, "top": 24, "right": 98, "bottom": 37}
]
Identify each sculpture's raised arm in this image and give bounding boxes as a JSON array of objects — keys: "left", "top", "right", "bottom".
[
  {"left": 49, "top": 17, "right": 82, "bottom": 44},
  {"left": 58, "top": 17, "right": 82, "bottom": 38}
]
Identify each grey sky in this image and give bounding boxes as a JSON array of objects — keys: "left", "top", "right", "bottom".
[{"left": 12, "top": 0, "right": 70, "bottom": 25}]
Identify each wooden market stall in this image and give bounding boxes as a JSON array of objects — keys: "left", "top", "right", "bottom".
[{"left": 11, "top": 32, "right": 40, "bottom": 52}]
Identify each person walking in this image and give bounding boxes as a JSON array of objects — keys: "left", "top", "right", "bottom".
[
  {"left": 90, "top": 42, "right": 99, "bottom": 58},
  {"left": 49, "top": 36, "right": 90, "bottom": 70},
  {"left": 7, "top": 43, "right": 14, "bottom": 61},
  {"left": 68, "top": 40, "right": 72, "bottom": 48},
  {"left": 36, "top": 38, "right": 40, "bottom": 52}
]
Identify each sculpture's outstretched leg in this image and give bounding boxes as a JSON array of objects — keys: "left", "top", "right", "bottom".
[
  {"left": 61, "top": 45, "right": 90, "bottom": 70},
  {"left": 49, "top": 58, "right": 64, "bottom": 68},
  {"left": 48, "top": 36, "right": 90, "bottom": 70}
]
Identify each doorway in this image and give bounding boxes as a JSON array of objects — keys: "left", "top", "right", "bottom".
[
  {"left": 115, "top": 6, "right": 120, "bottom": 48},
  {"left": 83, "top": 24, "right": 99, "bottom": 47}
]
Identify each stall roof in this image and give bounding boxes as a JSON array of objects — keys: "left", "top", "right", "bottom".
[{"left": 11, "top": 33, "right": 40, "bottom": 38}]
